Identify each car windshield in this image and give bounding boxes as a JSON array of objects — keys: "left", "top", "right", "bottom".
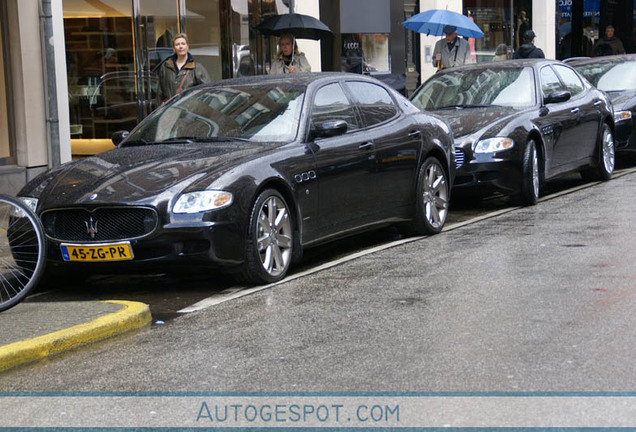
[
  {"left": 126, "top": 84, "right": 305, "bottom": 145},
  {"left": 411, "top": 67, "right": 536, "bottom": 110},
  {"left": 574, "top": 61, "right": 636, "bottom": 92}
]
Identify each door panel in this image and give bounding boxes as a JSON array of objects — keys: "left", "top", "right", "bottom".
[
  {"left": 344, "top": 81, "right": 419, "bottom": 217},
  {"left": 309, "top": 83, "right": 377, "bottom": 234}
]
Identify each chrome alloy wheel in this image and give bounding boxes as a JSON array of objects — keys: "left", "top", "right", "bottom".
[
  {"left": 256, "top": 195, "right": 292, "bottom": 277},
  {"left": 530, "top": 144, "right": 539, "bottom": 198},
  {"left": 421, "top": 161, "right": 449, "bottom": 230},
  {"left": 602, "top": 125, "right": 615, "bottom": 175}
]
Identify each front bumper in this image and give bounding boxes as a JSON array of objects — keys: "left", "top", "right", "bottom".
[
  {"left": 452, "top": 147, "right": 523, "bottom": 196},
  {"left": 614, "top": 119, "right": 636, "bottom": 152},
  {"left": 44, "top": 219, "right": 245, "bottom": 273}
]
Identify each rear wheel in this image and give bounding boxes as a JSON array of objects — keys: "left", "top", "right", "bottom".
[
  {"left": 520, "top": 139, "right": 540, "bottom": 206},
  {"left": 581, "top": 123, "right": 614, "bottom": 182},
  {"left": 407, "top": 156, "right": 449, "bottom": 235},
  {"left": 238, "top": 189, "right": 294, "bottom": 284}
]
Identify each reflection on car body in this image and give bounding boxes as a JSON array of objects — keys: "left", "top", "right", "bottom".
[
  {"left": 18, "top": 73, "right": 455, "bottom": 284},
  {"left": 569, "top": 54, "right": 636, "bottom": 158},
  {"left": 410, "top": 59, "right": 615, "bottom": 206}
]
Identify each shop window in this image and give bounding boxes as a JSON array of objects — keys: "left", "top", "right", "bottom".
[
  {"left": 464, "top": 0, "right": 515, "bottom": 62},
  {"left": 341, "top": 33, "right": 390, "bottom": 74}
]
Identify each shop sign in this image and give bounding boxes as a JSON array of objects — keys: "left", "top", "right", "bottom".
[{"left": 559, "top": 0, "right": 600, "bottom": 18}]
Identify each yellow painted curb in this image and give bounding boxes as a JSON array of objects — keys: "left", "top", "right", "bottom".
[{"left": 0, "top": 300, "right": 151, "bottom": 373}]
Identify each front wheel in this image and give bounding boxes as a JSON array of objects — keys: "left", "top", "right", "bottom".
[
  {"left": 519, "top": 139, "right": 540, "bottom": 206},
  {"left": 581, "top": 123, "right": 614, "bottom": 182},
  {"left": 238, "top": 189, "right": 294, "bottom": 285},
  {"left": 0, "top": 195, "right": 46, "bottom": 312},
  {"left": 407, "top": 156, "right": 450, "bottom": 235}
]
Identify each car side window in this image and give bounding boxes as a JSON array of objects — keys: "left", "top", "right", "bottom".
[
  {"left": 344, "top": 81, "right": 398, "bottom": 127},
  {"left": 540, "top": 66, "right": 563, "bottom": 97},
  {"left": 311, "top": 83, "right": 360, "bottom": 132},
  {"left": 553, "top": 65, "right": 585, "bottom": 96}
]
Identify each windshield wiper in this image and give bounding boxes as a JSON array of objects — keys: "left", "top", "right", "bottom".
[
  {"left": 159, "top": 136, "right": 198, "bottom": 143},
  {"left": 120, "top": 139, "right": 150, "bottom": 147},
  {"left": 160, "top": 136, "right": 251, "bottom": 143},
  {"left": 438, "top": 104, "right": 493, "bottom": 109}
]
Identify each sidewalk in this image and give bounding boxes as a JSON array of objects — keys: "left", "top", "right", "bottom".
[{"left": 0, "top": 300, "right": 151, "bottom": 373}]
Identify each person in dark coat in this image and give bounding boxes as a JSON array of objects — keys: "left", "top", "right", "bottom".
[
  {"left": 594, "top": 25, "right": 625, "bottom": 56},
  {"left": 157, "top": 33, "right": 210, "bottom": 104},
  {"left": 513, "top": 30, "right": 545, "bottom": 59}
]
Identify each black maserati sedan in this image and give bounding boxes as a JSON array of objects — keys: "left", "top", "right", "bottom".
[
  {"left": 410, "top": 59, "right": 615, "bottom": 206},
  {"left": 16, "top": 73, "right": 455, "bottom": 284},
  {"left": 568, "top": 54, "right": 636, "bottom": 160}
]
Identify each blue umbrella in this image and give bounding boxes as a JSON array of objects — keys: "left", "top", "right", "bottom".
[{"left": 403, "top": 9, "right": 484, "bottom": 38}]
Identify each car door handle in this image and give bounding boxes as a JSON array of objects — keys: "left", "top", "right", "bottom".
[
  {"left": 571, "top": 108, "right": 580, "bottom": 114},
  {"left": 408, "top": 130, "right": 422, "bottom": 138},
  {"left": 359, "top": 142, "right": 374, "bottom": 151}
]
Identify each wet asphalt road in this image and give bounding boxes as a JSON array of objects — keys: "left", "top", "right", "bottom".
[
  {"left": 3, "top": 164, "right": 636, "bottom": 391},
  {"left": 24, "top": 167, "right": 596, "bottom": 322}
]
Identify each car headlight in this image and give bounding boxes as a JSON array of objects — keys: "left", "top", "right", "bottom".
[
  {"left": 10, "top": 197, "right": 39, "bottom": 217},
  {"left": 474, "top": 137, "right": 515, "bottom": 153},
  {"left": 173, "top": 191, "right": 233, "bottom": 214},
  {"left": 614, "top": 110, "right": 632, "bottom": 122}
]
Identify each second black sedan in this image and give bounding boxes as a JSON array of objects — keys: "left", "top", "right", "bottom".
[
  {"left": 569, "top": 54, "right": 636, "bottom": 159},
  {"left": 16, "top": 73, "right": 454, "bottom": 284},
  {"left": 410, "top": 59, "right": 615, "bottom": 205}
]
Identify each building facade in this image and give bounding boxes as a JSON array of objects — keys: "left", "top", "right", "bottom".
[{"left": 1, "top": 0, "right": 635, "bottom": 194}]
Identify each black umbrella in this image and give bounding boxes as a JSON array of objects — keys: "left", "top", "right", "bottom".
[{"left": 257, "top": 13, "right": 333, "bottom": 40}]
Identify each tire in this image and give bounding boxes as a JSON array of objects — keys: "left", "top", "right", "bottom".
[
  {"left": 407, "top": 156, "right": 450, "bottom": 235},
  {"left": 581, "top": 123, "right": 615, "bottom": 182},
  {"left": 238, "top": 189, "right": 294, "bottom": 284},
  {"left": 0, "top": 194, "right": 46, "bottom": 312},
  {"left": 520, "top": 139, "right": 540, "bottom": 206}
]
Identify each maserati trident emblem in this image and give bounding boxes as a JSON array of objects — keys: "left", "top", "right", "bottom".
[{"left": 85, "top": 216, "right": 98, "bottom": 239}]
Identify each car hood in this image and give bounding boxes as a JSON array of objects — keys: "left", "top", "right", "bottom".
[
  {"left": 427, "top": 106, "right": 522, "bottom": 140},
  {"left": 607, "top": 90, "right": 636, "bottom": 110},
  {"left": 27, "top": 142, "right": 278, "bottom": 209}
]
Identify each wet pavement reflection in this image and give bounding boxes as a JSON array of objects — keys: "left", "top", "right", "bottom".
[{"left": 23, "top": 165, "right": 626, "bottom": 322}]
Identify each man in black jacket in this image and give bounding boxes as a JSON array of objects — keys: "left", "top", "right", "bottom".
[{"left": 513, "top": 30, "right": 545, "bottom": 59}]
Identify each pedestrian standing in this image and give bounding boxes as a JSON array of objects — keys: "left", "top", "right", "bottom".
[
  {"left": 269, "top": 33, "right": 312, "bottom": 74},
  {"left": 512, "top": 30, "right": 545, "bottom": 59},
  {"left": 158, "top": 33, "right": 210, "bottom": 105},
  {"left": 432, "top": 25, "right": 472, "bottom": 71}
]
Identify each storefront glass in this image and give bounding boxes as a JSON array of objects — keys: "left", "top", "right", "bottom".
[
  {"left": 557, "top": 0, "right": 600, "bottom": 59},
  {"left": 463, "top": 0, "right": 531, "bottom": 62},
  {"left": 341, "top": 33, "right": 390, "bottom": 74},
  {"left": 0, "top": 3, "right": 13, "bottom": 164},
  {"left": 64, "top": 1, "right": 136, "bottom": 144},
  {"left": 63, "top": 0, "right": 283, "bottom": 154}
]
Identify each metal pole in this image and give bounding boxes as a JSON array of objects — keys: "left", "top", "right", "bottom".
[
  {"left": 39, "top": 0, "right": 61, "bottom": 168},
  {"left": 289, "top": 0, "right": 295, "bottom": 14}
]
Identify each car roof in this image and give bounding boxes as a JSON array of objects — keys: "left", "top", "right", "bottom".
[
  {"left": 431, "top": 58, "right": 565, "bottom": 75},
  {"left": 566, "top": 53, "right": 636, "bottom": 66},
  {"left": 203, "top": 72, "right": 385, "bottom": 88}
]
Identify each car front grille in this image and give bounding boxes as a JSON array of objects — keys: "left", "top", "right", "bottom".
[
  {"left": 454, "top": 148, "right": 465, "bottom": 168},
  {"left": 41, "top": 206, "right": 158, "bottom": 242}
]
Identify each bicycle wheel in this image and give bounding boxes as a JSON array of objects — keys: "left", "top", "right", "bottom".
[{"left": 0, "top": 194, "right": 46, "bottom": 312}]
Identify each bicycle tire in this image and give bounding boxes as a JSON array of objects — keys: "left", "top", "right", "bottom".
[{"left": 0, "top": 194, "right": 46, "bottom": 312}]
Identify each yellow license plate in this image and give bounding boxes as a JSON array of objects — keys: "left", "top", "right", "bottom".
[{"left": 61, "top": 242, "right": 134, "bottom": 262}]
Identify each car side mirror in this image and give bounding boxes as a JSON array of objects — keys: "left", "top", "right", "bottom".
[
  {"left": 311, "top": 120, "right": 348, "bottom": 139},
  {"left": 544, "top": 90, "right": 571, "bottom": 104},
  {"left": 112, "top": 130, "right": 130, "bottom": 146}
]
